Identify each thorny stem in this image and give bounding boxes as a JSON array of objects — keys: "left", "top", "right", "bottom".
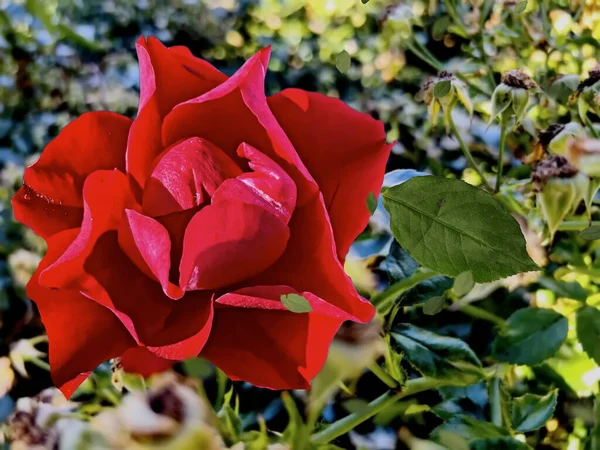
[
  {"left": 310, "top": 377, "right": 447, "bottom": 445},
  {"left": 368, "top": 363, "right": 399, "bottom": 389},
  {"left": 448, "top": 116, "right": 494, "bottom": 192}
]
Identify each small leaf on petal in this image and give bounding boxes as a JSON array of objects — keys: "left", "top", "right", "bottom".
[{"left": 280, "top": 293, "right": 313, "bottom": 313}]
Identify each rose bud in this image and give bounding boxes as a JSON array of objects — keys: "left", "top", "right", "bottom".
[
  {"left": 538, "top": 122, "right": 586, "bottom": 156},
  {"left": 6, "top": 388, "right": 79, "bottom": 450},
  {"left": 91, "top": 373, "right": 224, "bottom": 449},
  {"left": 490, "top": 69, "right": 537, "bottom": 127},
  {"left": 419, "top": 71, "right": 473, "bottom": 133},
  {"left": 533, "top": 155, "right": 589, "bottom": 239},
  {"left": 571, "top": 63, "right": 600, "bottom": 120},
  {"left": 12, "top": 37, "right": 392, "bottom": 397}
]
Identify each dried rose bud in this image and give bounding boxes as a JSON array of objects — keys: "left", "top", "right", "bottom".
[
  {"left": 567, "top": 137, "right": 600, "bottom": 177},
  {"left": 419, "top": 71, "right": 473, "bottom": 133},
  {"left": 539, "top": 122, "right": 586, "bottom": 156},
  {"left": 533, "top": 155, "right": 589, "bottom": 239},
  {"left": 490, "top": 69, "right": 537, "bottom": 127},
  {"left": 571, "top": 63, "right": 600, "bottom": 120}
]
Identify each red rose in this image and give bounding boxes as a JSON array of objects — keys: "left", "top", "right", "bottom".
[{"left": 12, "top": 37, "right": 391, "bottom": 398}]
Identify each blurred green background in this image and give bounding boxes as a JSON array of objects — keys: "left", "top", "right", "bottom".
[{"left": 2, "top": 0, "right": 600, "bottom": 449}]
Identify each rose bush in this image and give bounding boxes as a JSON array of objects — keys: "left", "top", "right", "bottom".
[{"left": 12, "top": 36, "right": 391, "bottom": 398}]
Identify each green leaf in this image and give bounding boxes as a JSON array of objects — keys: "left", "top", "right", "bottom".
[
  {"left": 432, "top": 16, "right": 450, "bottom": 40},
  {"left": 576, "top": 306, "right": 600, "bottom": 365},
  {"left": 400, "top": 275, "right": 453, "bottom": 307},
  {"left": 382, "top": 177, "right": 538, "bottom": 283},
  {"left": 488, "top": 376, "right": 512, "bottom": 431},
  {"left": 513, "top": 0, "right": 528, "bottom": 14},
  {"left": 336, "top": 50, "right": 351, "bottom": 73},
  {"left": 280, "top": 293, "right": 313, "bottom": 313},
  {"left": 510, "top": 390, "right": 558, "bottom": 432},
  {"left": 423, "top": 296, "right": 445, "bottom": 315},
  {"left": 538, "top": 277, "right": 587, "bottom": 301},
  {"left": 434, "top": 80, "right": 452, "bottom": 98},
  {"left": 492, "top": 308, "right": 568, "bottom": 365},
  {"left": 366, "top": 191, "right": 378, "bottom": 215},
  {"left": 380, "top": 240, "right": 420, "bottom": 282},
  {"left": 471, "top": 437, "right": 532, "bottom": 449},
  {"left": 580, "top": 225, "right": 600, "bottom": 240},
  {"left": 391, "top": 324, "right": 483, "bottom": 385},
  {"left": 430, "top": 415, "right": 506, "bottom": 442},
  {"left": 454, "top": 271, "right": 475, "bottom": 297}
]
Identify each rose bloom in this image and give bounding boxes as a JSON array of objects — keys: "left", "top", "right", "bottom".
[{"left": 13, "top": 37, "right": 391, "bottom": 397}]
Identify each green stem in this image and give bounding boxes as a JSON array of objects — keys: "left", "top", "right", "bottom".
[
  {"left": 372, "top": 270, "right": 436, "bottom": 312},
  {"left": 28, "top": 335, "right": 48, "bottom": 346},
  {"left": 584, "top": 115, "right": 600, "bottom": 138},
  {"left": 456, "top": 304, "right": 506, "bottom": 327},
  {"left": 405, "top": 40, "right": 443, "bottom": 72},
  {"left": 449, "top": 116, "right": 493, "bottom": 192},
  {"left": 496, "top": 124, "right": 507, "bottom": 192},
  {"left": 368, "top": 363, "right": 399, "bottom": 389},
  {"left": 310, "top": 377, "right": 447, "bottom": 445},
  {"left": 558, "top": 221, "right": 600, "bottom": 231}
]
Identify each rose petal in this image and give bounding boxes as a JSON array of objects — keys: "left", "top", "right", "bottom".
[
  {"left": 268, "top": 89, "right": 391, "bottom": 260},
  {"left": 142, "top": 137, "right": 242, "bottom": 217},
  {"left": 162, "top": 47, "right": 318, "bottom": 204},
  {"left": 179, "top": 199, "right": 290, "bottom": 291},
  {"left": 120, "top": 347, "right": 174, "bottom": 377},
  {"left": 248, "top": 193, "right": 375, "bottom": 323},
  {"left": 126, "top": 37, "right": 227, "bottom": 189},
  {"left": 40, "top": 170, "right": 137, "bottom": 289},
  {"left": 118, "top": 209, "right": 183, "bottom": 300},
  {"left": 27, "top": 229, "right": 136, "bottom": 397},
  {"left": 146, "top": 291, "right": 214, "bottom": 360},
  {"left": 212, "top": 143, "right": 297, "bottom": 223},
  {"left": 201, "top": 285, "right": 354, "bottom": 389},
  {"left": 12, "top": 112, "right": 131, "bottom": 239}
]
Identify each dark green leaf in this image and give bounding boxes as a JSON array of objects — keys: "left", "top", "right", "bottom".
[
  {"left": 510, "top": 390, "right": 558, "bottom": 432},
  {"left": 391, "top": 324, "right": 483, "bottom": 385},
  {"left": 400, "top": 275, "right": 453, "bottom": 307},
  {"left": 488, "top": 376, "right": 512, "bottom": 430},
  {"left": 423, "top": 296, "right": 445, "bottom": 315},
  {"left": 280, "top": 293, "right": 313, "bottom": 313},
  {"left": 492, "top": 308, "right": 568, "bottom": 365},
  {"left": 366, "top": 192, "right": 378, "bottom": 215},
  {"left": 576, "top": 306, "right": 600, "bottom": 365},
  {"left": 432, "top": 16, "right": 450, "bottom": 40},
  {"left": 431, "top": 415, "right": 505, "bottom": 442},
  {"left": 336, "top": 50, "right": 351, "bottom": 73},
  {"left": 471, "top": 437, "right": 532, "bottom": 449},
  {"left": 383, "top": 177, "right": 538, "bottom": 283},
  {"left": 538, "top": 277, "right": 587, "bottom": 301},
  {"left": 434, "top": 80, "right": 452, "bottom": 98},
  {"left": 454, "top": 271, "right": 475, "bottom": 297},
  {"left": 380, "top": 240, "right": 420, "bottom": 282},
  {"left": 580, "top": 226, "right": 600, "bottom": 240},
  {"left": 513, "top": 0, "right": 528, "bottom": 14}
]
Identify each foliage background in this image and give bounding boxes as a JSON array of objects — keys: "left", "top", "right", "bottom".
[{"left": 1, "top": 0, "right": 600, "bottom": 449}]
